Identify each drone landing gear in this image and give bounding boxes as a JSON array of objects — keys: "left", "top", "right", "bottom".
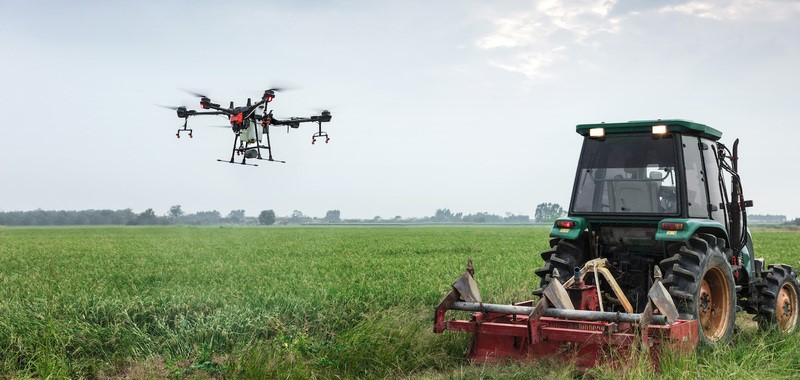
[
  {"left": 217, "top": 158, "right": 258, "bottom": 167},
  {"left": 312, "top": 131, "right": 329, "bottom": 145},
  {"left": 177, "top": 118, "right": 193, "bottom": 138},
  {"left": 256, "top": 157, "right": 286, "bottom": 164},
  {"left": 236, "top": 145, "right": 286, "bottom": 164},
  {"left": 219, "top": 133, "right": 258, "bottom": 166}
]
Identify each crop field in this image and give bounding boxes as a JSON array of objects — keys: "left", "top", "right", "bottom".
[{"left": 1, "top": 226, "right": 800, "bottom": 379}]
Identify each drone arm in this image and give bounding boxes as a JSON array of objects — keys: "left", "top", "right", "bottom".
[
  {"left": 201, "top": 104, "right": 234, "bottom": 115},
  {"left": 271, "top": 113, "right": 331, "bottom": 125},
  {"left": 191, "top": 110, "right": 228, "bottom": 116},
  {"left": 270, "top": 117, "right": 314, "bottom": 125}
]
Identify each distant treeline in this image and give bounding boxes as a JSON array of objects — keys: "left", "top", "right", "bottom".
[
  {"left": 0, "top": 206, "right": 550, "bottom": 226},
  {"left": 748, "top": 214, "right": 787, "bottom": 224},
  {"left": 2, "top": 207, "right": 793, "bottom": 227}
]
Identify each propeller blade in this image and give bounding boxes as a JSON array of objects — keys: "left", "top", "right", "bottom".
[
  {"left": 311, "top": 105, "right": 339, "bottom": 113},
  {"left": 252, "top": 80, "right": 302, "bottom": 93},
  {"left": 180, "top": 89, "right": 210, "bottom": 98},
  {"left": 155, "top": 104, "right": 183, "bottom": 110}
]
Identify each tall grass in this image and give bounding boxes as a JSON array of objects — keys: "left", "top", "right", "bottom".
[{"left": 0, "top": 226, "right": 798, "bottom": 378}]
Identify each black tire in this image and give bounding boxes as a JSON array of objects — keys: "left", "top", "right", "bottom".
[
  {"left": 533, "top": 237, "right": 588, "bottom": 297},
  {"left": 757, "top": 264, "right": 800, "bottom": 333},
  {"left": 659, "top": 233, "right": 736, "bottom": 345}
]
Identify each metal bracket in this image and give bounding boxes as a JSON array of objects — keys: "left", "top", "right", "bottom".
[
  {"left": 562, "top": 258, "right": 634, "bottom": 313},
  {"left": 436, "top": 259, "right": 482, "bottom": 311},
  {"left": 542, "top": 278, "right": 575, "bottom": 310}
]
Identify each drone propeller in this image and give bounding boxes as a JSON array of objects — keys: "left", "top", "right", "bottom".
[
  {"left": 155, "top": 104, "right": 184, "bottom": 110},
  {"left": 157, "top": 104, "right": 194, "bottom": 118},
  {"left": 180, "top": 89, "right": 210, "bottom": 98},
  {"left": 311, "top": 107, "right": 338, "bottom": 117}
]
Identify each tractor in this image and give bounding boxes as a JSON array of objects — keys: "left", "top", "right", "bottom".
[{"left": 434, "top": 120, "right": 799, "bottom": 368}]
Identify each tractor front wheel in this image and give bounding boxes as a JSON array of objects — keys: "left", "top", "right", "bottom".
[
  {"left": 660, "top": 233, "right": 736, "bottom": 345},
  {"left": 758, "top": 264, "right": 800, "bottom": 333}
]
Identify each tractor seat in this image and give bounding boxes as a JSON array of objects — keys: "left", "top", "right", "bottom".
[{"left": 610, "top": 176, "right": 660, "bottom": 212}]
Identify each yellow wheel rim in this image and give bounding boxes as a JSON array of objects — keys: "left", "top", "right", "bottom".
[
  {"left": 776, "top": 282, "right": 799, "bottom": 333},
  {"left": 697, "top": 267, "right": 731, "bottom": 341}
]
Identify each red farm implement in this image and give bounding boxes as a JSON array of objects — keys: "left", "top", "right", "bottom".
[{"left": 434, "top": 260, "right": 698, "bottom": 369}]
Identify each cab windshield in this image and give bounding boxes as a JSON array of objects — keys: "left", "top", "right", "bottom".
[{"left": 571, "top": 135, "right": 678, "bottom": 214}]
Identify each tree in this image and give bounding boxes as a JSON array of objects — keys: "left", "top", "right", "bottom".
[
  {"left": 289, "top": 210, "right": 310, "bottom": 224},
  {"left": 534, "top": 203, "right": 565, "bottom": 223},
  {"left": 131, "top": 208, "right": 158, "bottom": 225},
  {"left": 433, "top": 208, "right": 462, "bottom": 222},
  {"left": 227, "top": 209, "right": 246, "bottom": 223},
  {"left": 324, "top": 210, "right": 341, "bottom": 222},
  {"left": 169, "top": 205, "right": 184, "bottom": 219},
  {"left": 504, "top": 212, "right": 531, "bottom": 223},
  {"left": 184, "top": 210, "right": 221, "bottom": 225},
  {"left": 258, "top": 210, "right": 276, "bottom": 225}
]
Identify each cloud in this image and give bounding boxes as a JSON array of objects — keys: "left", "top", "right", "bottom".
[
  {"left": 474, "top": 0, "right": 800, "bottom": 80},
  {"left": 658, "top": 0, "right": 800, "bottom": 21},
  {"left": 476, "top": 18, "right": 546, "bottom": 49},
  {"left": 475, "top": 0, "right": 622, "bottom": 79},
  {"left": 489, "top": 47, "right": 568, "bottom": 80}
]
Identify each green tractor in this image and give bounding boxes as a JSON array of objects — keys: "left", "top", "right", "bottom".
[
  {"left": 434, "top": 120, "right": 799, "bottom": 367},
  {"left": 534, "top": 119, "right": 798, "bottom": 344}
]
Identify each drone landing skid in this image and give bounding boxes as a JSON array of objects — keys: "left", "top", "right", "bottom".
[
  {"left": 255, "top": 157, "right": 286, "bottom": 164},
  {"left": 177, "top": 128, "right": 193, "bottom": 138},
  {"left": 217, "top": 159, "right": 258, "bottom": 167},
  {"left": 312, "top": 131, "right": 329, "bottom": 145}
]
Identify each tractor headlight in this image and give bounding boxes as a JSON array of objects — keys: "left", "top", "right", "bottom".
[
  {"left": 589, "top": 127, "right": 605, "bottom": 138},
  {"left": 652, "top": 125, "right": 668, "bottom": 135}
]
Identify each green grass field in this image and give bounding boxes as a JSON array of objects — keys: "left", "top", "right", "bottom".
[{"left": 1, "top": 226, "right": 800, "bottom": 379}]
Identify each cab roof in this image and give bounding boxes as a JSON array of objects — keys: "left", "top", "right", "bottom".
[{"left": 576, "top": 119, "right": 722, "bottom": 141}]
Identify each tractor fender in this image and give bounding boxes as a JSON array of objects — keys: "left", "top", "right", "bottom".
[
  {"left": 655, "top": 218, "right": 730, "bottom": 245},
  {"left": 549, "top": 217, "right": 588, "bottom": 240}
]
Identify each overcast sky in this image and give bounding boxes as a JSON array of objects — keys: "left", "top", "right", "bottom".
[{"left": 1, "top": 0, "right": 799, "bottom": 219}]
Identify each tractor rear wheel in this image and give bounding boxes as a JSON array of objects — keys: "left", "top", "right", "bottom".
[
  {"left": 758, "top": 264, "right": 800, "bottom": 333},
  {"left": 660, "top": 233, "right": 736, "bottom": 345},
  {"left": 533, "top": 237, "right": 588, "bottom": 297}
]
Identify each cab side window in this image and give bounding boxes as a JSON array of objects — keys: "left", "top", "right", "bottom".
[
  {"left": 683, "top": 136, "right": 709, "bottom": 218},
  {"left": 701, "top": 139, "right": 726, "bottom": 224}
]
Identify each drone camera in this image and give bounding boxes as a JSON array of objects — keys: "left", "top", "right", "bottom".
[{"left": 244, "top": 148, "right": 259, "bottom": 159}]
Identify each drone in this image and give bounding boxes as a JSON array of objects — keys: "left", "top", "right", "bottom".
[{"left": 163, "top": 89, "right": 332, "bottom": 166}]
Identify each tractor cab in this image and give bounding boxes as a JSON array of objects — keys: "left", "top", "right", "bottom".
[{"left": 570, "top": 120, "right": 727, "bottom": 225}]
